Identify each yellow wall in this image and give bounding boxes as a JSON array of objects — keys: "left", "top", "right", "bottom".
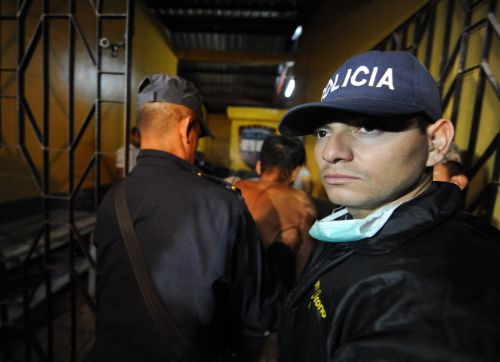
[
  {"left": 226, "top": 107, "right": 286, "bottom": 171},
  {"left": 203, "top": 113, "right": 232, "bottom": 168}
]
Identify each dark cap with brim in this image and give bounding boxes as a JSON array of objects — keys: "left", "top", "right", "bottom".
[
  {"left": 137, "top": 74, "right": 212, "bottom": 138},
  {"left": 279, "top": 51, "right": 442, "bottom": 136}
]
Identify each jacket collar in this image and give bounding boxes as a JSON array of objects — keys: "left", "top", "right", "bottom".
[
  {"left": 346, "top": 182, "right": 462, "bottom": 254},
  {"left": 136, "top": 149, "right": 199, "bottom": 174}
]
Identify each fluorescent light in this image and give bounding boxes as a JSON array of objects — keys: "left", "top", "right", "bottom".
[
  {"left": 291, "top": 25, "right": 303, "bottom": 41},
  {"left": 284, "top": 78, "right": 295, "bottom": 98}
]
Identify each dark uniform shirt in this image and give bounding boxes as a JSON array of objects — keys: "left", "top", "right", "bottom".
[
  {"left": 91, "top": 150, "right": 279, "bottom": 361},
  {"left": 279, "top": 182, "right": 500, "bottom": 361}
]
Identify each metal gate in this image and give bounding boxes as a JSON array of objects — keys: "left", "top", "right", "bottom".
[
  {"left": 375, "top": 0, "right": 499, "bottom": 224},
  {"left": 0, "top": 0, "right": 134, "bottom": 360}
]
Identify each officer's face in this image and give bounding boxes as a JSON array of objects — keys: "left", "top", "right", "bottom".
[{"left": 314, "top": 117, "right": 431, "bottom": 219}]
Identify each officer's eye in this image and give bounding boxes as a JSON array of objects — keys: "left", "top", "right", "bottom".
[
  {"left": 315, "top": 129, "right": 329, "bottom": 139},
  {"left": 354, "top": 122, "right": 381, "bottom": 135}
]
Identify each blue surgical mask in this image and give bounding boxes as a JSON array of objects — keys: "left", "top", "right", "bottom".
[{"left": 309, "top": 203, "right": 402, "bottom": 243}]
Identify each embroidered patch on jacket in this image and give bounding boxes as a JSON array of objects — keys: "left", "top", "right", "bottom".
[{"left": 308, "top": 279, "right": 327, "bottom": 318}]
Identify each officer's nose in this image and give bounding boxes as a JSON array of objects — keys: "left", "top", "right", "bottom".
[{"left": 321, "top": 131, "right": 354, "bottom": 164}]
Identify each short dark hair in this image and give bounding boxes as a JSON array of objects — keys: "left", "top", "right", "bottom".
[
  {"left": 131, "top": 127, "right": 139, "bottom": 135},
  {"left": 260, "top": 135, "right": 306, "bottom": 181}
]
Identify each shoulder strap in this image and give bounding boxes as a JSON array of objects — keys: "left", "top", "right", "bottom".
[{"left": 114, "top": 182, "right": 202, "bottom": 362}]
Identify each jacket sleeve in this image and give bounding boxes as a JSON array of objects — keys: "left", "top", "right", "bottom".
[{"left": 228, "top": 198, "right": 281, "bottom": 332}]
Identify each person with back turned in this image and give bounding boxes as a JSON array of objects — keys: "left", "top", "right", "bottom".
[
  {"left": 90, "top": 74, "right": 279, "bottom": 361},
  {"left": 236, "top": 135, "right": 317, "bottom": 292},
  {"left": 276, "top": 51, "right": 500, "bottom": 361}
]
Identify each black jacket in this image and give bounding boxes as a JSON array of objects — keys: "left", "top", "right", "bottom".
[
  {"left": 279, "top": 183, "right": 500, "bottom": 361},
  {"left": 91, "top": 150, "right": 279, "bottom": 361}
]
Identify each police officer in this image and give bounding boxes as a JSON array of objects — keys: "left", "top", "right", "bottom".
[
  {"left": 91, "top": 74, "right": 279, "bottom": 361},
  {"left": 277, "top": 51, "right": 500, "bottom": 361}
]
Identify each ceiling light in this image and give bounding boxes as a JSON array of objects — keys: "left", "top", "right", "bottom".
[
  {"left": 291, "top": 25, "right": 303, "bottom": 41},
  {"left": 284, "top": 78, "right": 295, "bottom": 98}
]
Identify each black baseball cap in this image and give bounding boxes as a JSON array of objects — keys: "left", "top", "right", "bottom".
[
  {"left": 279, "top": 51, "right": 442, "bottom": 136},
  {"left": 137, "top": 74, "right": 212, "bottom": 138}
]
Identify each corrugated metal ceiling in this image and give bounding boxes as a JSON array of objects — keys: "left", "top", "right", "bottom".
[{"left": 143, "top": 0, "right": 324, "bottom": 113}]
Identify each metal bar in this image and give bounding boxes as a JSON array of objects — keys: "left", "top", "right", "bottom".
[
  {"left": 98, "top": 70, "right": 126, "bottom": 75},
  {"left": 464, "top": 2, "right": 496, "bottom": 169},
  {"left": 466, "top": 182, "right": 498, "bottom": 215},
  {"left": 123, "top": 0, "right": 135, "bottom": 177},
  {"left": 18, "top": 144, "right": 42, "bottom": 191},
  {"left": 41, "top": 1, "right": 53, "bottom": 359},
  {"left": 470, "top": 0, "right": 491, "bottom": 9},
  {"left": 441, "top": 77, "right": 456, "bottom": 116},
  {"left": 41, "top": 13, "right": 72, "bottom": 19},
  {"left": 22, "top": 226, "right": 44, "bottom": 264},
  {"left": 438, "top": 36, "right": 460, "bottom": 86},
  {"left": 70, "top": 104, "right": 96, "bottom": 150},
  {"left": 401, "top": 24, "right": 408, "bottom": 51},
  {"left": 68, "top": 1, "right": 77, "bottom": 359},
  {"left": 17, "top": 0, "right": 33, "bottom": 18},
  {"left": 19, "top": 19, "right": 42, "bottom": 71},
  {"left": 16, "top": 0, "right": 26, "bottom": 151},
  {"left": 20, "top": 97, "right": 42, "bottom": 144},
  {"left": 468, "top": 133, "right": 498, "bottom": 179},
  {"left": 72, "top": 154, "right": 96, "bottom": 200},
  {"left": 488, "top": 12, "right": 500, "bottom": 38},
  {"left": 98, "top": 14, "right": 127, "bottom": 19},
  {"left": 72, "top": 17, "right": 96, "bottom": 66},
  {"left": 424, "top": 0, "right": 436, "bottom": 69},
  {"left": 450, "top": 6, "right": 472, "bottom": 136},
  {"left": 95, "top": 0, "right": 103, "bottom": 211},
  {"left": 480, "top": 0, "right": 499, "bottom": 222},
  {"left": 69, "top": 224, "right": 97, "bottom": 269},
  {"left": 440, "top": 0, "right": 455, "bottom": 78}
]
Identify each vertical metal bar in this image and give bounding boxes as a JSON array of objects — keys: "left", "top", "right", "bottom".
[
  {"left": 124, "top": 0, "right": 135, "bottom": 177},
  {"left": 68, "top": 0, "right": 77, "bottom": 361},
  {"left": 16, "top": 0, "right": 32, "bottom": 360},
  {"left": 412, "top": 11, "right": 421, "bottom": 54},
  {"left": 401, "top": 24, "right": 408, "bottom": 50},
  {"left": 440, "top": 0, "right": 455, "bottom": 77},
  {"left": 95, "top": 0, "right": 103, "bottom": 211},
  {"left": 424, "top": 0, "right": 436, "bottom": 69},
  {"left": 450, "top": 1, "right": 472, "bottom": 151},
  {"left": 465, "top": 0, "right": 498, "bottom": 216},
  {"left": 42, "top": 0, "right": 53, "bottom": 360},
  {"left": 466, "top": 0, "right": 496, "bottom": 165},
  {"left": 16, "top": 1, "right": 25, "bottom": 148}
]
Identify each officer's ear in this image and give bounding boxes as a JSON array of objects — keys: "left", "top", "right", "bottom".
[
  {"left": 426, "top": 118, "right": 454, "bottom": 167},
  {"left": 179, "top": 115, "right": 195, "bottom": 145}
]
